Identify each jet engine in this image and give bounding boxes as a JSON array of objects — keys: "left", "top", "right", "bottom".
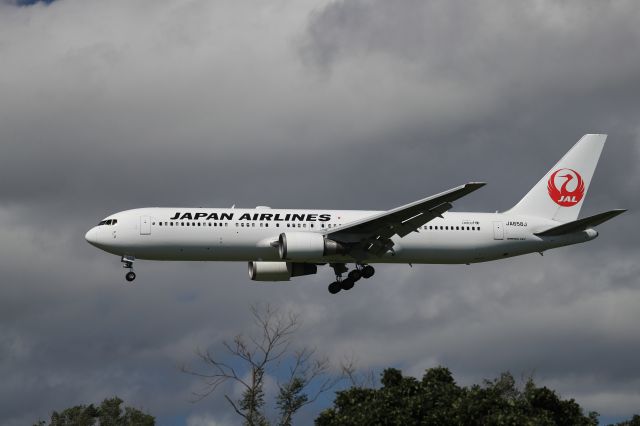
[
  {"left": 278, "top": 232, "right": 345, "bottom": 260},
  {"left": 248, "top": 261, "right": 318, "bottom": 281}
]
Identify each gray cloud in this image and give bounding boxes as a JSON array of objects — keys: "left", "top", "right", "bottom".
[{"left": 1, "top": 0, "right": 639, "bottom": 424}]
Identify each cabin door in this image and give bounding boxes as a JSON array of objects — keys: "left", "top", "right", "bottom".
[
  {"left": 493, "top": 221, "right": 504, "bottom": 240},
  {"left": 140, "top": 216, "right": 151, "bottom": 235}
]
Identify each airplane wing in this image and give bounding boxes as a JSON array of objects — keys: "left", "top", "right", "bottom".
[
  {"left": 324, "top": 182, "right": 486, "bottom": 257},
  {"left": 534, "top": 209, "right": 626, "bottom": 236}
]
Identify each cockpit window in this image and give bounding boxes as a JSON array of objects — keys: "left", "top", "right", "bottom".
[
  {"left": 98, "top": 220, "right": 107, "bottom": 226},
  {"left": 98, "top": 219, "right": 118, "bottom": 226}
]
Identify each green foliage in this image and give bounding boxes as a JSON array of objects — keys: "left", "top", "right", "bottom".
[
  {"left": 276, "top": 376, "right": 309, "bottom": 426},
  {"left": 238, "top": 367, "right": 269, "bottom": 426},
  {"left": 35, "top": 397, "right": 154, "bottom": 426},
  {"left": 610, "top": 414, "right": 640, "bottom": 426},
  {"left": 316, "top": 367, "right": 601, "bottom": 426}
]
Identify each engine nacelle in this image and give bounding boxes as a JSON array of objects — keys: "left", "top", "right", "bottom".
[
  {"left": 278, "top": 232, "right": 345, "bottom": 260},
  {"left": 248, "top": 261, "right": 318, "bottom": 281}
]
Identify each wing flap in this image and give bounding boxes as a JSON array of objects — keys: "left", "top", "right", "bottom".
[
  {"left": 535, "top": 209, "right": 626, "bottom": 236},
  {"left": 326, "top": 182, "right": 485, "bottom": 249},
  {"left": 394, "top": 202, "right": 452, "bottom": 238}
]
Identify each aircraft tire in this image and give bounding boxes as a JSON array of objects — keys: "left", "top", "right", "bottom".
[
  {"left": 328, "top": 281, "right": 341, "bottom": 294},
  {"left": 361, "top": 265, "right": 375, "bottom": 279},
  {"left": 125, "top": 272, "right": 136, "bottom": 282},
  {"left": 340, "top": 278, "right": 355, "bottom": 290},
  {"left": 348, "top": 270, "right": 362, "bottom": 281}
]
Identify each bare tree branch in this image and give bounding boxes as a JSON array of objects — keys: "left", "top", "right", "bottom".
[
  {"left": 340, "top": 355, "right": 377, "bottom": 388},
  {"left": 182, "top": 303, "right": 339, "bottom": 426}
]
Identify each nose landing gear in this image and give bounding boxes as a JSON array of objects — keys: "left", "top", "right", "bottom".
[
  {"left": 121, "top": 255, "right": 136, "bottom": 282},
  {"left": 327, "top": 264, "right": 375, "bottom": 294}
]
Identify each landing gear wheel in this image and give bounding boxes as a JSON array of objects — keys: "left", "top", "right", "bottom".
[
  {"left": 348, "top": 270, "right": 362, "bottom": 281},
  {"left": 125, "top": 271, "right": 136, "bottom": 282},
  {"left": 328, "top": 281, "right": 341, "bottom": 294},
  {"left": 361, "top": 265, "right": 375, "bottom": 279},
  {"left": 340, "top": 278, "right": 355, "bottom": 290}
]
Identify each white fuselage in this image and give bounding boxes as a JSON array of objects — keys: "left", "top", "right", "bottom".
[{"left": 85, "top": 207, "right": 597, "bottom": 265}]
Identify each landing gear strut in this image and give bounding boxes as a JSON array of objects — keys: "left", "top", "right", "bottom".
[
  {"left": 327, "top": 264, "right": 375, "bottom": 294},
  {"left": 121, "top": 255, "right": 136, "bottom": 282}
]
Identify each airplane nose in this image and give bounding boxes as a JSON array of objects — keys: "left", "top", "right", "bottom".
[{"left": 85, "top": 227, "right": 99, "bottom": 246}]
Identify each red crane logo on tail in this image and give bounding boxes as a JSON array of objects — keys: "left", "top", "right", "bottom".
[{"left": 547, "top": 168, "right": 585, "bottom": 207}]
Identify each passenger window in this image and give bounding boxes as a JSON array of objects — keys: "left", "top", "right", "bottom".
[{"left": 478, "top": 227, "right": 481, "bottom": 231}]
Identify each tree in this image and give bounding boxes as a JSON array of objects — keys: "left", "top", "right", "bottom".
[
  {"left": 183, "top": 304, "right": 338, "bottom": 426},
  {"left": 610, "top": 415, "right": 640, "bottom": 426},
  {"left": 34, "top": 396, "right": 154, "bottom": 426},
  {"left": 316, "top": 367, "right": 601, "bottom": 426}
]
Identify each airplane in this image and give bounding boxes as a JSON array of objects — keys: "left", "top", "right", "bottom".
[{"left": 85, "top": 134, "right": 625, "bottom": 294}]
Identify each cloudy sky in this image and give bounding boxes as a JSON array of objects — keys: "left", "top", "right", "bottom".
[{"left": 1, "top": 0, "right": 639, "bottom": 424}]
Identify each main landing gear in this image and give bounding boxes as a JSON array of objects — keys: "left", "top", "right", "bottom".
[
  {"left": 328, "top": 264, "right": 375, "bottom": 294},
  {"left": 121, "top": 255, "right": 136, "bottom": 282}
]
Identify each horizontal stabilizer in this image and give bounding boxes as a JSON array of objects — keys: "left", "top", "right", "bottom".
[{"left": 535, "top": 209, "right": 626, "bottom": 236}]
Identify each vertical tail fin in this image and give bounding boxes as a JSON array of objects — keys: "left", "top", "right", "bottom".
[{"left": 506, "top": 134, "right": 606, "bottom": 222}]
